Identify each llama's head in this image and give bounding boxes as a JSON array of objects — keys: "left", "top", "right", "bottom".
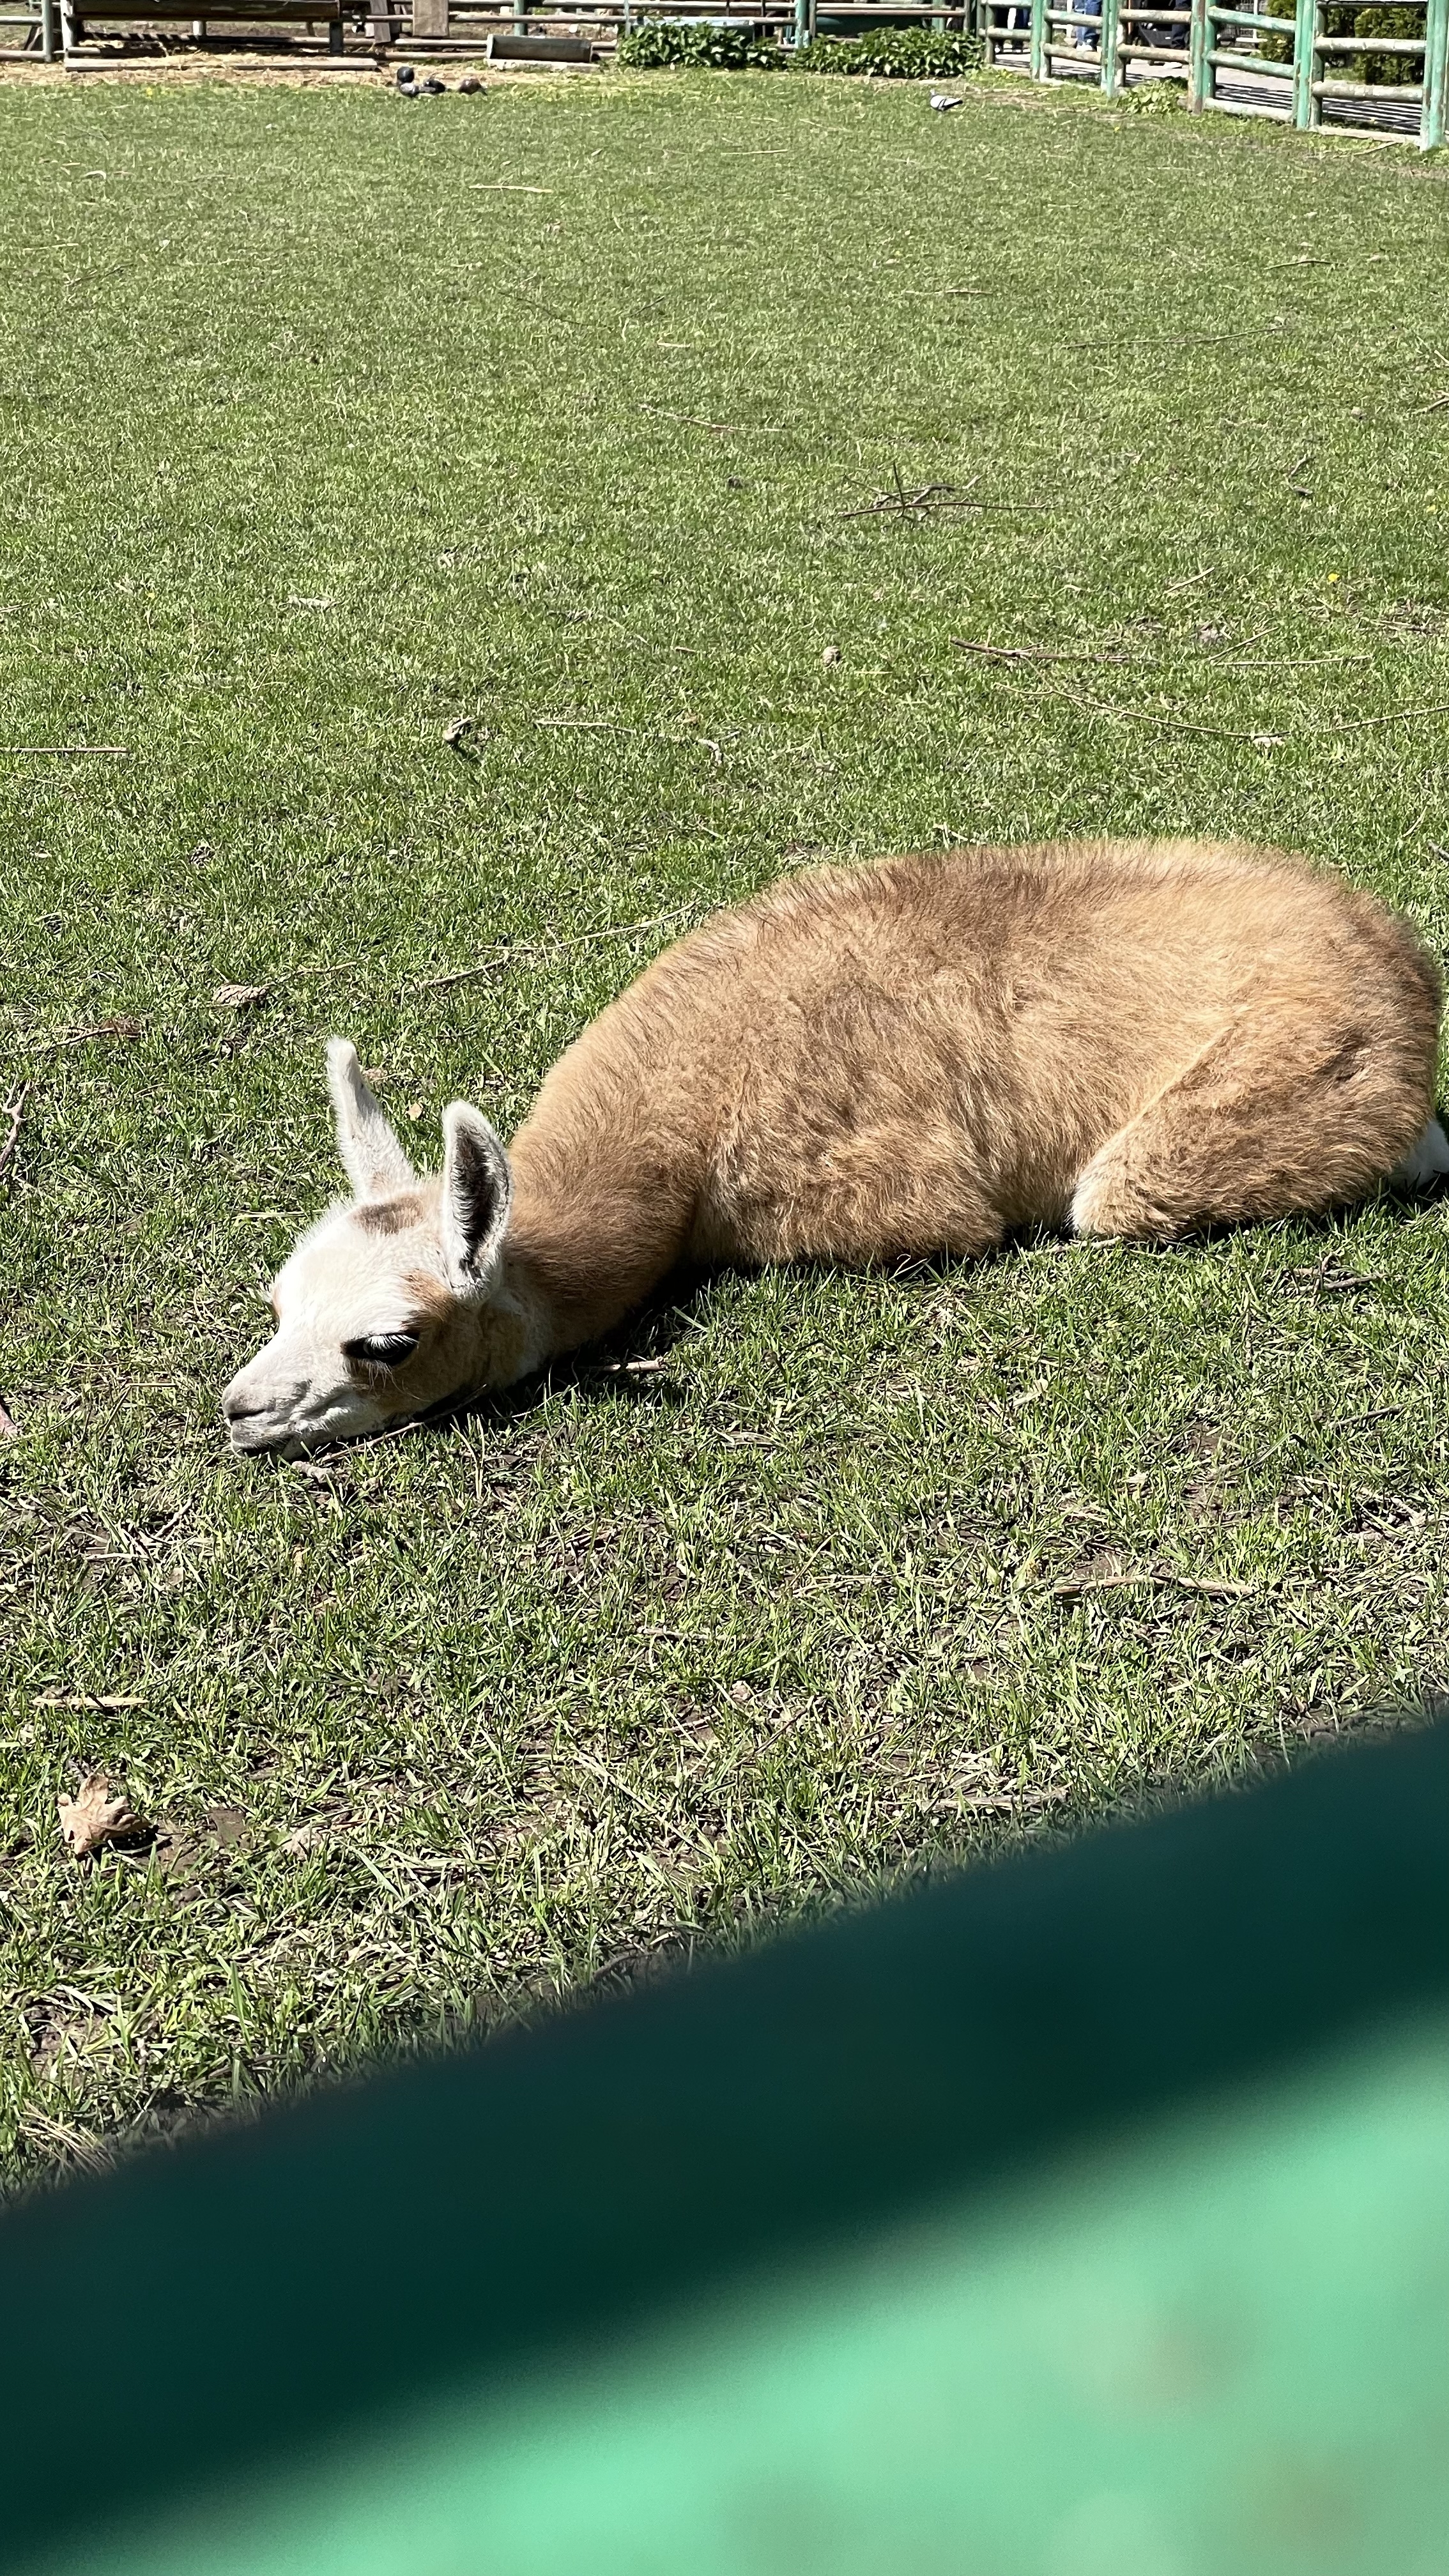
[{"left": 221, "top": 1041, "right": 540, "bottom": 1456}]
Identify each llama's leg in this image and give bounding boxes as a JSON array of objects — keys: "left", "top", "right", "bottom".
[{"left": 1071, "top": 1009, "right": 1432, "bottom": 1241}]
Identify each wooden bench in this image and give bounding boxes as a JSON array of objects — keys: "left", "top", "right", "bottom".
[{"left": 63, "top": 0, "right": 345, "bottom": 50}]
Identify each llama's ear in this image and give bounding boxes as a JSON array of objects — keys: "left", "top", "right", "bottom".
[
  {"left": 326, "top": 1039, "right": 416, "bottom": 1202},
  {"left": 441, "top": 1103, "right": 512, "bottom": 1291}
]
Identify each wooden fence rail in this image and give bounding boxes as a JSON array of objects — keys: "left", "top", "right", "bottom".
[{"left": 979, "top": 0, "right": 1448, "bottom": 144}]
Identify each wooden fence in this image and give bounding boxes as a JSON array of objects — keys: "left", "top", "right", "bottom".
[{"left": 979, "top": 0, "right": 1448, "bottom": 145}]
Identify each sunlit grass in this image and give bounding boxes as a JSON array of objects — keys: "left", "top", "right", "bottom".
[{"left": 2, "top": 62, "right": 1448, "bottom": 2184}]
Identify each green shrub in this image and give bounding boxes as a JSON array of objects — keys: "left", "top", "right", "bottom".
[
  {"left": 1124, "top": 71, "right": 1188, "bottom": 104},
  {"left": 616, "top": 17, "right": 787, "bottom": 67},
  {"left": 616, "top": 18, "right": 983, "bottom": 76},
  {"left": 1352, "top": 3, "right": 1423, "bottom": 83},
  {"left": 793, "top": 24, "right": 984, "bottom": 74},
  {"left": 1258, "top": 0, "right": 1422, "bottom": 79}
]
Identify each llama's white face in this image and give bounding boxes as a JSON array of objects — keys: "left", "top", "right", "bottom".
[{"left": 221, "top": 1041, "right": 530, "bottom": 1457}]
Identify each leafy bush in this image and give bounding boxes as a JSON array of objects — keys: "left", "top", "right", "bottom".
[
  {"left": 1353, "top": 3, "right": 1423, "bottom": 82},
  {"left": 1258, "top": 0, "right": 1422, "bottom": 80},
  {"left": 793, "top": 24, "right": 984, "bottom": 73},
  {"left": 1124, "top": 70, "right": 1188, "bottom": 103},
  {"left": 616, "top": 17, "right": 983, "bottom": 76},
  {"left": 616, "top": 17, "right": 786, "bottom": 67}
]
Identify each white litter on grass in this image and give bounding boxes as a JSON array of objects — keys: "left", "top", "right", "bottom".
[{"left": 930, "top": 90, "right": 963, "bottom": 109}]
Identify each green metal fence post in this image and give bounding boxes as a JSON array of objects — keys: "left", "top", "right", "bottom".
[
  {"left": 794, "top": 0, "right": 808, "bottom": 46},
  {"left": 1187, "top": 0, "right": 1209, "bottom": 102},
  {"left": 40, "top": 0, "right": 56, "bottom": 49},
  {"left": 1100, "top": 0, "right": 1122, "bottom": 89},
  {"left": 1031, "top": 0, "right": 1046, "bottom": 80},
  {"left": 1423, "top": 0, "right": 1449, "bottom": 144},
  {"left": 1292, "top": 0, "right": 1319, "bottom": 125}
]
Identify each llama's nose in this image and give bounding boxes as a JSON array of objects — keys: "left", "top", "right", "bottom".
[{"left": 221, "top": 1377, "right": 268, "bottom": 1425}]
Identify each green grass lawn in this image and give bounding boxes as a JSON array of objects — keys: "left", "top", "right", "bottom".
[{"left": 3, "top": 61, "right": 1448, "bottom": 2187}]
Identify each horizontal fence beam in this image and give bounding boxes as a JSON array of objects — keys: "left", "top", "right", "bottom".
[
  {"left": 1315, "top": 74, "right": 1422, "bottom": 92},
  {"left": 1315, "top": 29, "right": 1425, "bottom": 49},
  {"left": 1207, "top": 44, "right": 1293, "bottom": 71},
  {"left": 1202, "top": 88, "right": 1294, "bottom": 111}
]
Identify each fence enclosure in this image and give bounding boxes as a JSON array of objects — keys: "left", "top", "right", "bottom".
[
  {"left": 12, "top": 0, "right": 1445, "bottom": 151},
  {"left": 980, "top": 0, "right": 1447, "bottom": 144}
]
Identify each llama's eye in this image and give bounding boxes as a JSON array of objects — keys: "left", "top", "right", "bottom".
[{"left": 344, "top": 1331, "right": 420, "bottom": 1368}]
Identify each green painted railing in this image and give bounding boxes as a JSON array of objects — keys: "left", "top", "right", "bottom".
[
  {"left": 979, "top": 0, "right": 1448, "bottom": 145},
  {"left": 0, "top": 1722, "right": 1445, "bottom": 2575}
]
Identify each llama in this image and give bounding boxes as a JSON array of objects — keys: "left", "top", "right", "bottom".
[{"left": 222, "top": 838, "right": 1447, "bottom": 1455}]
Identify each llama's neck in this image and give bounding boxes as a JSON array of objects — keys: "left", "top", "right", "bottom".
[{"left": 502, "top": 1084, "right": 705, "bottom": 1363}]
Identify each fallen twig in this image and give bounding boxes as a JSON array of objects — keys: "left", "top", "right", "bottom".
[
  {"left": 1318, "top": 703, "right": 1449, "bottom": 736},
  {"left": 951, "top": 636, "right": 1128, "bottom": 666},
  {"left": 0, "top": 1080, "right": 29, "bottom": 1193},
  {"left": 1068, "top": 329, "right": 1246, "bottom": 350},
  {"left": 1211, "top": 654, "right": 1369, "bottom": 670},
  {"left": 0, "top": 744, "right": 129, "bottom": 759},
  {"left": 211, "top": 957, "right": 365, "bottom": 1011},
  {"left": 36, "top": 1693, "right": 147, "bottom": 1711},
  {"left": 20, "top": 1017, "right": 147, "bottom": 1054},
  {"left": 841, "top": 468, "right": 997, "bottom": 522},
  {"left": 640, "top": 404, "right": 782, "bottom": 436},
  {"left": 1053, "top": 1569, "right": 1258, "bottom": 1602},
  {"left": 960, "top": 1783, "right": 1071, "bottom": 1813},
  {"left": 1071, "top": 696, "right": 1284, "bottom": 747},
  {"left": 413, "top": 905, "right": 696, "bottom": 995},
  {"left": 1411, "top": 390, "right": 1449, "bottom": 413},
  {"left": 1247, "top": 1401, "right": 1405, "bottom": 1467}
]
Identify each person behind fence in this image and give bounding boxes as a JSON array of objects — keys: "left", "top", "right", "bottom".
[{"left": 1076, "top": 0, "right": 1101, "bottom": 46}]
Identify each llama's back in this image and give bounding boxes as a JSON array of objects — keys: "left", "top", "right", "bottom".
[
  {"left": 520, "top": 838, "right": 1440, "bottom": 1269},
  {"left": 726, "top": 837, "right": 1432, "bottom": 1020}
]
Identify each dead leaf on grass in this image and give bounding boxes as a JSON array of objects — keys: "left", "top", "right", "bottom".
[
  {"left": 212, "top": 982, "right": 270, "bottom": 1011},
  {"left": 57, "top": 1770, "right": 155, "bottom": 1860},
  {"left": 0, "top": 1397, "right": 19, "bottom": 1439}
]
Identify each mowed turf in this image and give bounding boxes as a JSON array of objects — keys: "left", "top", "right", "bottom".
[{"left": 2, "top": 64, "right": 1448, "bottom": 2184}]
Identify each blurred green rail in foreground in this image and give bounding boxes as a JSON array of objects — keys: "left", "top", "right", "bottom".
[{"left": 2, "top": 1723, "right": 1445, "bottom": 2576}]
